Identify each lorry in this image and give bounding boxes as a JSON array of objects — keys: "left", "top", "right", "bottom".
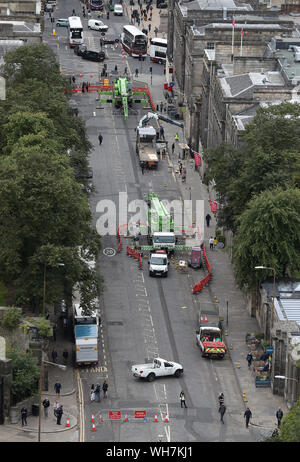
[
  {"left": 131, "top": 357, "right": 184, "bottom": 382},
  {"left": 148, "top": 250, "right": 169, "bottom": 277},
  {"left": 144, "top": 192, "right": 176, "bottom": 252},
  {"left": 136, "top": 126, "right": 159, "bottom": 169},
  {"left": 196, "top": 310, "right": 226, "bottom": 359}
]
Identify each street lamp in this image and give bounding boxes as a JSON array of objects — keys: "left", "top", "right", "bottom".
[
  {"left": 275, "top": 375, "right": 298, "bottom": 382},
  {"left": 254, "top": 266, "right": 276, "bottom": 342},
  {"left": 43, "top": 262, "right": 65, "bottom": 315},
  {"left": 38, "top": 359, "right": 67, "bottom": 442}
]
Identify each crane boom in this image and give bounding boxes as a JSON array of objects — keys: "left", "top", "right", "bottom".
[{"left": 138, "top": 112, "right": 184, "bottom": 129}]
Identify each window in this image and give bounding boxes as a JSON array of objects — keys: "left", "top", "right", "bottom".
[{"left": 207, "top": 42, "right": 215, "bottom": 50}]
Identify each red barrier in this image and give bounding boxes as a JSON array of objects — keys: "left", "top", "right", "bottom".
[
  {"left": 126, "top": 246, "right": 142, "bottom": 269},
  {"left": 117, "top": 227, "right": 122, "bottom": 252},
  {"left": 193, "top": 243, "right": 211, "bottom": 293}
]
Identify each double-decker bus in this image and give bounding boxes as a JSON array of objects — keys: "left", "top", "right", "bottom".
[
  {"left": 149, "top": 37, "right": 167, "bottom": 64},
  {"left": 89, "top": 0, "right": 104, "bottom": 10},
  {"left": 68, "top": 16, "right": 83, "bottom": 48},
  {"left": 121, "top": 25, "right": 148, "bottom": 57}
]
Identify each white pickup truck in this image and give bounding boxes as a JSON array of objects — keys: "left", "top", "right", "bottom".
[{"left": 131, "top": 358, "right": 184, "bottom": 382}]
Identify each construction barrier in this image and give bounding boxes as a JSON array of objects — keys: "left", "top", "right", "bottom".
[
  {"left": 126, "top": 246, "right": 142, "bottom": 269},
  {"left": 117, "top": 226, "right": 122, "bottom": 253},
  {"left": 193, "top": 242, "right": 211, "bottom": 294}
]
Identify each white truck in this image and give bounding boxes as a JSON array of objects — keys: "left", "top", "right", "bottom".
[
  {"left": 131, "top": 357, "right": 183, "bottom": 382},
  {"left": 152, "top": 231, "right": 176, "bottom": 253},
  {"left": 148, "top": 250, "right": 169, "bottom": 277}
]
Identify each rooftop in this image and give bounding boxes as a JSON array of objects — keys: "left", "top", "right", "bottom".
[
  {"left": 192, "top": 22, "right": 288, "bottom": 35},
  {"left": 220, "top": 71, "right": 284, "bottom": 98},
  {"left": 178, "top": 0, "right": 252, "bottom": 16}
]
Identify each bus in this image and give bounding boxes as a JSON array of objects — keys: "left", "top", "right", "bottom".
[
  {"left": 149, "top": 37, "right": 167, "bottom": 64},
  {"left": 89, "top": 0, "right": 104, "bottom": 10},
  {"left": 68, "top": 16, "right": 83, "bottom": 48},
  {"left": 121, "top": 25, "right": 148, "bottom": 57}
]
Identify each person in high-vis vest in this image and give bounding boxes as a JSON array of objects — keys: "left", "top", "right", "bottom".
[{"left": 175, "top": 133, "right": 179, "bottom": 142}]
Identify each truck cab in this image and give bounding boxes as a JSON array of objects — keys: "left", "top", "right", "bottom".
[
  {"left": 148, "top": 250, "right": 169, "bottom": 277},
  {"left": 152, "top": 231, "right": 176, "bottom": 253}
]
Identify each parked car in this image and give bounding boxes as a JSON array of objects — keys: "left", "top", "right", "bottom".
[
  {"left": 56, "top": 18, "right": 69, "bottom": 27},
  {"left": 81, "top": 50, "right": 106, "bottom": 62},
  {"left": 114, "top": 4, "right": 123, "bottom": 15},
  {"left": 88, "top": 19, "right": 109, "bottom": 32},
  {"left": 74, "top": 44, "right": 88, "bottom": 56}
]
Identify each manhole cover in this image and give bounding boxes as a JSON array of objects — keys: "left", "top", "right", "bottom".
[{"left": 103, "top": 247, "right": 116, "bottom": 257}]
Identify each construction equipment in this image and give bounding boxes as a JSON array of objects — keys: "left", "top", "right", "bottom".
[
  {"left": 137, "top": 111, "right": 184, "bottom": 130},
  {"left": 98, "top": 77, "right": 148, "bottom": 119},
  {"left": 145, "top": 192, "right": 174, "bottom": 234},
  {"left": 136, "top": 125, "right": 159, "bottom": 169}
]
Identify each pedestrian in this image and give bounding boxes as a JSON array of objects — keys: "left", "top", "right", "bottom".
[
  {"left": 141, "top": 161, "right": 145, "bottom": 174},
  {"left": 154, "top": 26, "right": 158, "bottom": 37},
  {"left": 95, "top": 383, "right": 101, "bottom": 402},
  {"left": 90, "top": 385, "right": 95, "bottom": 402},
  {"left": 54, "top": 381, "right": 62, "bottom": 399},
  {"left": 56, "top": 405, "right": 63, "bottom": 425},
  {"left": 107, "top": 11, "right": 109, "bottom": 19},
  {"left": 159, "top": 125, "right": 164, "bottom": 139},
  {"left": 124, "top": 66, "right": 128, "bottom": 75},
  {"left": 137, "top": 16, "right": 141, "bottom": 25},
  {"left": 51, "top": 348, "right": 58, "bottom": 363},
  {"left": 21, "top": 407, "right": 27, "bottom": 427},
  {"left": 149, "top": 11, "right": 152, "bottom": 20},
  {"left": 160, "top": 101, "right": 164, "bottom": 113},
  {"left": 72, "top": 75, "right": 76, "bottom": 84},
  {"left": 205, "top": 213, "right": 211, "bottom": 227},
  {"left": 244, "top": 407, "right": 252, "bottom": 428},
  {"left": 163, "top": 65, "right": 166, "bottom": 75},
  {"left": 135, "top": 68, "right": 139, "bottom": 77},
  {"left": 86, "top": 82, "right": 89, "bottom": 93},
  {"left": 148, "top": 23, "right": 151, "bottom": 32},
  {"left": 209, "top": 236, "right": 214, "bottom": 250},
  {"left": 82, "top": 81, "right": 85, "bottom": 93},
  {"left": 182, "top": 168, "right": 186, "bottom": 183},
  {"left": 53, "top": 400, "right": 60, "bottom": 417},
  {"left": 247, "top": 352, "right": 253, "bottom": 368},
  {"left": 178, "top": 161, "right": 182, "bottom": 175},
  {"left": 219, "top": 403, "right": 226, "bottom": 423},
  {"left": 102, "top": 380, "right": 108, "bottom": 398},
  {"left": 179, "top": 391, "right": 187, "bottom": 408},
  {"left": 98, "top": 133, "right": 103, "bottom": 145},
  {"left": 276, "top": 408, "right": 283, "bottom": 427},
  {"left": 63, "top": 348, "right": 68, "bottom": 364},
  {"left": 172, "top": 142, "right": 175, "bottom": 154},
  {"left": 52, "top": 324, "right": 56, "bottom": 341},
  {"left": 42, "top": 398, "right": 50, "bottom": 418},
  {"left": 213, "top": 236, "right": 218, "bottom": 249},
  {"left": 174, "top": 132, "right": 179, "bottom": 142},
  {"left": 72, "top": 9, "right": 76, "bottom": 15}
]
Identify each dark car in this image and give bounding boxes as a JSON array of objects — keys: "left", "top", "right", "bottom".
[
  {"left": 81, "top": 50, "right": 106, "bottom": 62},
  {"left": 74, "top": 44, "right": 88, "bottom": 56}
]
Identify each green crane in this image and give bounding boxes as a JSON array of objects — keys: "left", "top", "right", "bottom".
[
  {"left": 98, "top": 77, "right": 148, "bottom": 120},
  {"left": 145, "top": 192, "right": 175, "bottom": 234}
]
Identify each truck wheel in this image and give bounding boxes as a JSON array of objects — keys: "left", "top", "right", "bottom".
[
  {"left": 174, "top": 369, "right": 183, "bottom": 378},
  {"left": 147, "top": 373, "right": 155, "bottom": 382}
]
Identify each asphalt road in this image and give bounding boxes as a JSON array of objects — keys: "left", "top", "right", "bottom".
[{"left": 44, "top": 0, "right": 255, "bottom": 442}]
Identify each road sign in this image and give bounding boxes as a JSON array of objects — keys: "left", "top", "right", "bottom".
[
  {"left": 109, "top": 410, "right": 121, "bottom": 420},
  {"left": 134, "top": 410, "right": 146, "bottom": 419},
  {"left": 169, "top": 81, "right": 174, "bottom": 87}
]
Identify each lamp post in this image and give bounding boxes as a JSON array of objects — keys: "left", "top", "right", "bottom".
[
  {"left": 275, "top": 375, "right": 299, "bottom": 405},
  {"left": 254, "top": 266, "right": 276, "bottom": 342},
  {"left": 38, "top": 360, "right": 66, "bottom": 442},
  {"left": 42, "top": 262, "right": 65, "bottom": 315}
]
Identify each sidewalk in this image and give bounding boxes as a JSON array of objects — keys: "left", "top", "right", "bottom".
[
  {"left": 148, "top": 79, "right": 288, "bottom": 440},
  {"left": 0, "top": 320, "right": 79, "bottom": 442}
]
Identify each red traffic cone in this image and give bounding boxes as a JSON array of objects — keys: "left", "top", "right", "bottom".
[
  {"left": 91, "top": 413, "right": 95, "bottom": 422},
  {"left": 99, "top": 414, "right": 103, "bottom": 422},
  {"left": 164, "top": 413, "right": 169, "bottom": 423},
  {"left": 66, "top": 417, "right": 70, "bottom": 427},
  {"left": 92, "top": 423, "right": 96, "bottom": 431},
  {"left": 154, "top": 413, "right": 158, "bottom": 422},
  {"left": 204, "top": 314, "right": 207, "bottom": 323},
  {"left": 124, "top": 413, "right": 129, "bottom": 422},
  {"left": 200, "top": 314, "right": 203, "bottom": 322}
]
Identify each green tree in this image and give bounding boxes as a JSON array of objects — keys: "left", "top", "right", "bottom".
[
  {"left": 1, "top": 306, "right": 22, "bottom": 329},
  {"left": 232, "top": 188, "right": 300, "bottom": 289},
  {"left": 279, "top": 399, "right": 300, "bottom": 442},
  {"left": 7, "top": 346, "right": 39, "bottom": 402}
]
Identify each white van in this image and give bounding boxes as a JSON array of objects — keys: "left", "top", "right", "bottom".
[
  {"left": 88, "top": 19, "right": 108, "bottom": 32},
  {"left": 114, "top": 4, "right": 123, "bottom": 15}
]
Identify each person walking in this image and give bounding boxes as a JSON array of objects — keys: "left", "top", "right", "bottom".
[
  {"left": 209, "top": 236, "right": 214, "bottom": 250},
  {"left": 53, "top": 400, "right": 60, "bottom": 417},
  {"left": 244, "top": 407, "right": 252, "bottom": 428},
  {"left": 95, "top": 383, "right": 101, "bottom": 402},
  {"left": 102, "top": 380, "right": 108, "bottom": 398},
  {"left": 247, "top": 352, "right": 253, "bottom": 368},
  {"left": 154, "top": 26, "right": 158, "bottom": 37},
  {"left": 219, "top": 403, "right": 226, "bottom": 423},
  {"left": 107, "top": 11, "right": 109, "bottom": 19},
  {"left": 98, "top": 133, "right": 103, "bottom": 145},
  {"left": 51, "top": 348, "right": 58, "bottom": 363},
  {"left": 21, "top": 407, "right": 27, "bottom": 427},
  {"left": 213, "top": 236, "right": 218, "bottom": 249},
  {"left": 276, "top": 408, "right": 284, "bottom": 427},
  {"left": 54, "top": 381, "right": 62, "bottom": 399},
  {"left": 135, "top": 68, "right": 139, "bottom": 78},
  {"left": 82, "top": 81, "right": 85, "bottom": 93},
  {"left": 171, "top": 142, "right": 175, "bottom": 155},
  {"left": 205, "top": 213, "right": 211, "bottom": 227},
  {"left": 141, "top": 161, "right": 145, "bottom": 174},
  {"left": 148, "top": 23, "right": 151, "bottom": 32},
  {"left": 42, "top": 398, "right": 50, "bottom": 418},
  {"left": 178, "top": 161, "right": 182, "bottom": 175},
  {"left": 159, "top": 125, "right": 164, "bottom": 140},
  {"left": 174, "top": 132, "right": 179, "bottom": 143},
  {"left": 179, "top": 391, "right": 187, "bottom": 408},
  {"left": 63, "top": 348, "right": 68, "bottom": 364},
  {"left": 90, "top": 384, "right": 95, "bottom": 402},
  {"left": 56, "top": 405, "right": 63, "bottom": 425}
]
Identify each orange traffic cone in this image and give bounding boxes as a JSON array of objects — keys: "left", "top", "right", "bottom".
[
  {"left": 164, "top": 413, "right": 169, "bottom": 423},
  {"left": 92, "top": 423, "right": 96, "bottom": 431},
  {"left": 99, "top": 414, "right": 103, "bottom": 422},
  {"left": 66, "top": 417, "right": 70, "bottom": 427},
  {"left": 154, "top": 413, "right": 158, "bottom": 422},
  {"left": 124, "top": 413, "right": 129, "bottom": 422},
  {"left": 91, "top": 413, "right": 95, "bottom": 422}
]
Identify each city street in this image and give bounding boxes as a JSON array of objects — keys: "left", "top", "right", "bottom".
[{"left": 44, "top": 0, "right": 257, "bottom": 442}]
